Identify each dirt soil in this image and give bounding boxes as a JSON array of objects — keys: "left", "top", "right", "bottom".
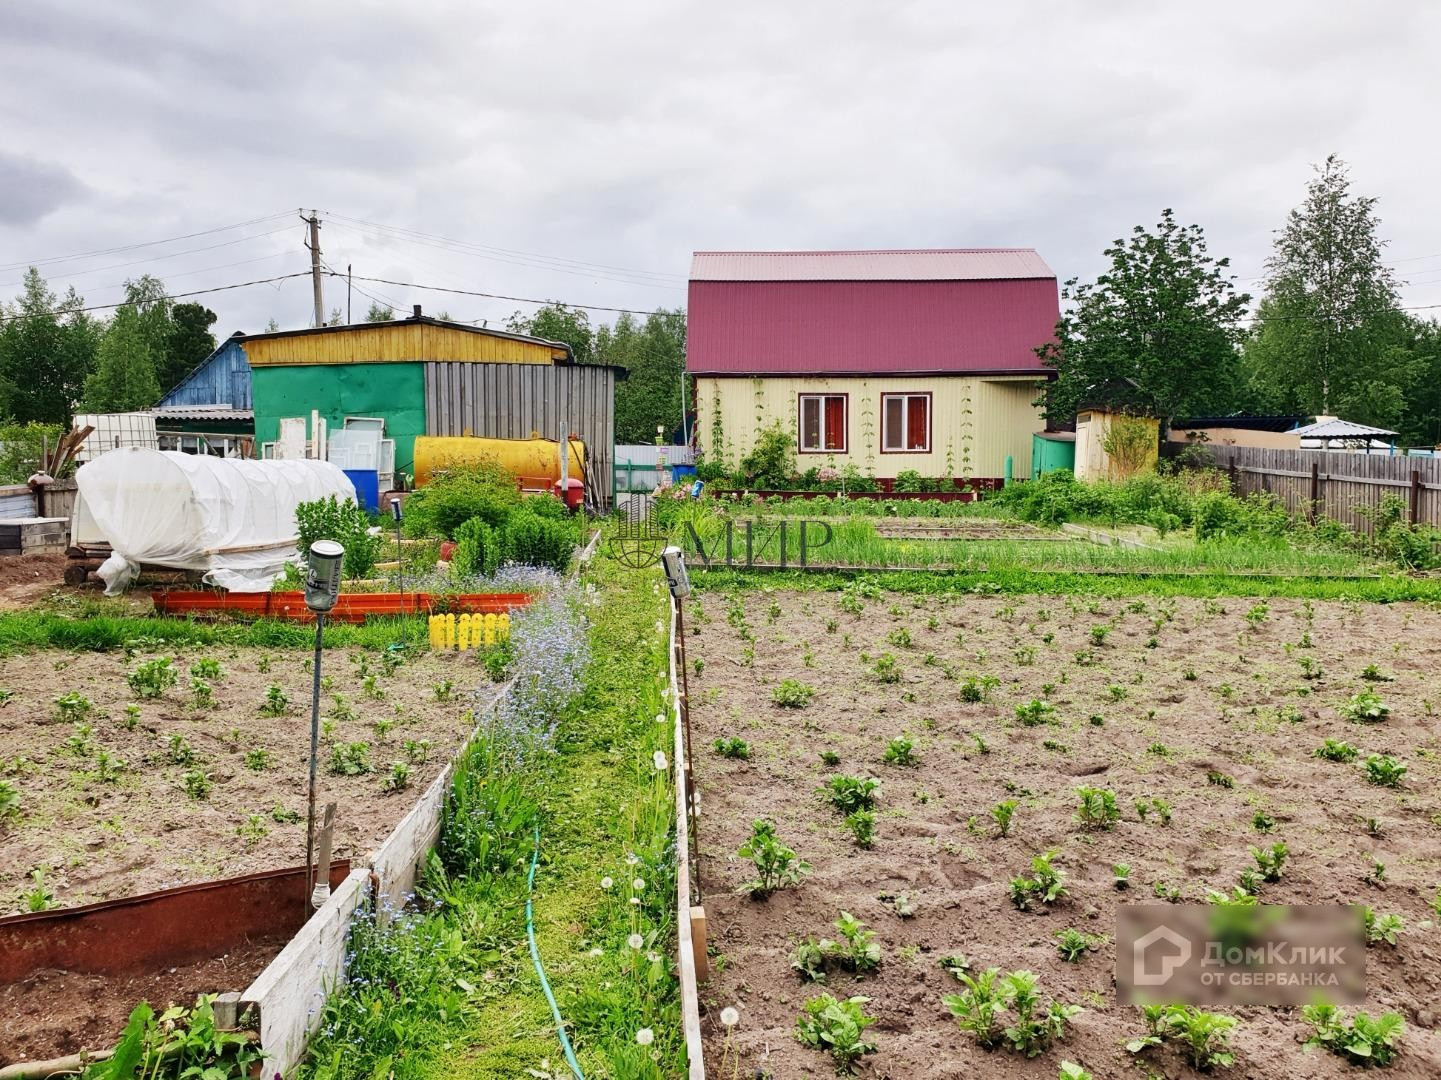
[
  {"left": 0, "top": 643, "right": 488, "bottom": 910},
  {"left": 0, "top": 554, "right": 71, "bottom": 609},
  {"left": 688, "top": 589, "right": 1441, "bottom": 1078},
  {"left": 0, "top": 937, "right": 282, "bottom": 1065}
]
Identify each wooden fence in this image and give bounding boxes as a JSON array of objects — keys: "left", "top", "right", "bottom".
[{"left": 1212, "top": 447, "right": 1441, "bottom": 533}]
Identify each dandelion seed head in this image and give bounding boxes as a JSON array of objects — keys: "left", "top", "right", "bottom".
[
  {"left": 627, "top": 933, "right": 644, "bottom": 949},
  {"left": 636, "top": 1028, "right": 654, "bottom": 1046},
  {"left": 632, "top": 877, "right": 646, "bottom": 891},
  {"left": 721, "top": 1006, "right": 740, "bottom": 1027},
  {"left": 600, "top": 876, "right": 614, "bottom": 890}
]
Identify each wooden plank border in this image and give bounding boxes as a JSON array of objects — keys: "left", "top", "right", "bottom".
[{"left": 669, "top": 596, "right": 706, "bottom": 1079}]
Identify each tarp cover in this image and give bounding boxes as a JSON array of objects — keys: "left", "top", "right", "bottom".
[{"left": 75, "top": 448, "right": 356, "bottom": 594}]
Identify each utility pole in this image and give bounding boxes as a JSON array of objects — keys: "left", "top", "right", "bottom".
[
  {"left": 346, "top": 264, "right": 352, "bottom": 325},
  {"left": 303, "top": 211, "right": 324, "bottom": 327}
]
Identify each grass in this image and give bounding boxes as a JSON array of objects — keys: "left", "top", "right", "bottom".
[{"left": 679, "top": 514, "right": 1380, "bottom": 577}]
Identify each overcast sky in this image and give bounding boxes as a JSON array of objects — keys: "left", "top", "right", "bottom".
[{"left": 3, "top": 1, "right": 1440, "bottom": 339}]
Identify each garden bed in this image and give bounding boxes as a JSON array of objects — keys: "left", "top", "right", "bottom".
[
  {"left": 688, "top": 587, "right": 1441, "bottom": 1077},
  {"left": 0, "top": 643, "right": 485, "bottom": 912}
]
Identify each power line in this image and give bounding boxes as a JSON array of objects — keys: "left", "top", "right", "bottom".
[
  {"left": 0, "top": 272, "right": 310, "bottom": 324},
  {"left": 0, "top": 211, "right": 295, "bottom": 274},
  {"left": 341, "top": 273, "right": 675, "bottom": 316}
]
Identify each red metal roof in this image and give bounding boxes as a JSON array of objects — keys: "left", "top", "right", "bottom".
[
  {"left": 691, "top": 248, "right": 1054, "bottom": 282},
  {"left": 687, "top": 250, "right": 1059, "bottom": 376}
]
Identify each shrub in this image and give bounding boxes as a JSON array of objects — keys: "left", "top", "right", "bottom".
[
  {"left": 451, "top": 516, "right": 500, "bottom": 578},
  {"left": 295, "top": 495, "right": 380, "bottom": 579},
  {"left": 739, "top": 422, "right": 797, "bottom": 490},
  {"left": 502, "top": 510, "right": 574, "bottom": 573},
  {"left": 403, "top": 461, "right": 521, "bottom": 539}
]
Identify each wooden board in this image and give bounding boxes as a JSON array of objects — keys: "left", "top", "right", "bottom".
[
  {"left": 0, "top": 516, "right": 69, "bottom": 555},
  {"left": 670, "top": 599, "right": 707, "bottom": 1080}
]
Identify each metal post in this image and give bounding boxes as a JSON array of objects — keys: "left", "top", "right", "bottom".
[
  {"left": 395, "top": 518, "right": 404, "bottom": 597},
  {"left": 304, "top": 611, "right": 325, "bottom": 912}
]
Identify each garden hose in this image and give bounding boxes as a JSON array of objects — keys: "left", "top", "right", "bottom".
[{"left": 528, "top": 823, "right": 586, "bottom": 1080}]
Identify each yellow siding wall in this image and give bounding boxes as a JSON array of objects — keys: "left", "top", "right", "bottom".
[
  {"left": 245, "top": 324, "right": 565, "bottom": 366},
  {"left": 1075, "top": 410, "right": 1161, "bottom": 480},
  {"left": 695, "top": 375, "right": 1043, "bottom": 479}
]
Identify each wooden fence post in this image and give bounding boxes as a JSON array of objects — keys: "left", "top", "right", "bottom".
[
  {"left": 1309, "top": 462, "right": 1319, "bottom": 524},
  {"left": 1411, "top": 469, "right": 1422, "bottom": 526}
]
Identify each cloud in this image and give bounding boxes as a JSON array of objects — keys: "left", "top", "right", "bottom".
[{"left": 0, "top": 152, "right": 87, "bottom": 226}]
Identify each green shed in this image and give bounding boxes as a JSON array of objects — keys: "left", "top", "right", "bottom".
[{"left": 1031, "top": 431, "right": 1076, "bottom": 479}]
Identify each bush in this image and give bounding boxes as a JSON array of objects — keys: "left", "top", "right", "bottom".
[
  {"left": 403, "top": 461, "right": 521, "bottom": 540},
  {"left": 451, "top": 516, "right": 500, "bottom": 578},
  {"left": 0, "top": 421, "right": 63, "bottom": 484},
  {"left": 739, "top": 422, "right": 796, "bottom": 489},
  {"left": 503, "top": 509, "right": 574, "bottom": 574},
  {"left": 295, "top": 495, "right": 380, "bottom": 579}
]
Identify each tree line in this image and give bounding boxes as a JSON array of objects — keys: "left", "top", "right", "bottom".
[
  {"left": 1041, "top": 155, "right": 1441, "bottom": 446},
  {"left": 0, "top": 270, "right": 219, "bottom": 424}
]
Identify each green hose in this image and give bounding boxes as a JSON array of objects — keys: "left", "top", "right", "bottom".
[{"left": 528, "top": 824, "right": 585, "bottom": 1080}]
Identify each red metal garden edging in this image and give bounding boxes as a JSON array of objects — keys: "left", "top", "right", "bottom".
[
  {"left": 0, "top": 861, "right": 351, "bottom": 983},
  {"left": 150, "top": 591, "right": 534, "bottom": 623},
  {"left": 713, "top": 486, "right": 993, "bottom": 502}
]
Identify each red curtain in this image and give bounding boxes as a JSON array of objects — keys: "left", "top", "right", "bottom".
[
  {"left": 906, "top": 396, "right": 927, "bottom": 450},
  {"left": 824, "top": 396, "right": 846, "bottom": 450}
]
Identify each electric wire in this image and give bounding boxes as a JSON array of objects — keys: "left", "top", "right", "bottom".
[
  {"left": 0, "top": 210, "right": 295, "bottom": 273},
  {"left": 0, "top": 272, "right": 310, "bottom": 323}
]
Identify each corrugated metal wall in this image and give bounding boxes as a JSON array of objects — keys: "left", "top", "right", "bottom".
[
  {"left": 424, "top": 363, "right": 616, "bottom": 507},
  {"left": 614, "top": 444, "right": 696, "bottom": 492},
  {"left": 158, "top": 338, "right": 253, "bottom": 409}
]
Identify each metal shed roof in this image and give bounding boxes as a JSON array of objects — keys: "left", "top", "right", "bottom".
[
  {"left": 690, "top": 248, "right": 1055, "bottom": 282},
  {"left": 1291, "top": 418, "right": 1398, "bottom": 439}
]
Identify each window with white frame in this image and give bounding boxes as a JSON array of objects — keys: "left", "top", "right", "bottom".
[
  {"left": 798, "top": 393, "right": 848, "bottom": 452},
  {"left": 881, "top": 393, "right": 930, "bottom": 452}
]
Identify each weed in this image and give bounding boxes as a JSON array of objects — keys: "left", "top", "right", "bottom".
[
  {"left": 260, "top": 684, "right": 289, "bottom": 716},
  {"left": 825, "top": 618, "right": 839, "bottom": 633},
  {"left": 991, "top": 799, "right": 1019, "bottom": 838},
  {"left": 1302, "top": 1004, "right": 1404, "bottom": 1067},
  {"left": 328, "top": 741, "right": 373, "bottom": 776},
  {"left": 845, "top": 809, "right": 875, "bottom": 848},
  {"left": 237, "top": 814, "right": 268, "bottom": 847},
  {"left": 882, "top": 735, "right": 916, "bottom": 766},
  {"left": 795, "top": 993, "right": 877, "bottom": 1075},
  {"left": 1250, "top": 841, "right": 1288, "bottom": 882},
  {"left": 432, "top": 679, "right": 454, "bottom": 702},
  {"left": 183, "top": 769, "right": 212, "bottom": 800},
  {"left": 1364, "top": 755, "right": 1407, "bottom": 788},
  {"left": 713, "top": 736, "right": 751, "bottom": 759},
  {"left": 1076, "top": 787, "right": 1120, "bottom": 830},
  {"left": 738, "top": 819, "right": 810, "bottom": 898},
  {"left": 1206, "top": 770, "right": 1235, "bottom": 788},
  {"left": 1252, "top": 811, "right": 1275, "bottom": 833},
  {"left": 1343, "top": 689, "right": 1390, "bottom": 723},
  {"left": 1009, "top": 850, "right": 1068, "bottom": 911},
  {"left": 819, "top": 749, "right": 841, "bottom": 767},
  {"left": 1014, "top": 699, "right": 1055, "bottom": 726},
  {"left": 773, "top": 679, "right": 816, "bottom": 708},
  {"left": 824, "top": 775, "right": 880, "bottom": 815}
]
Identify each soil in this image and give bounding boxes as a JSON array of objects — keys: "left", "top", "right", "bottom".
[
  {"left": 0, "top": 643, "right": 489, "bottom": 910},
  {"left": 0, "top": 937, "right": 281, "bottom": 1065},
  {"left": 0, "top": 554, "right": 71, "bottom": 609},
  {"left": 688, "top": 589, "right": 1441, "bottom": 1078}
]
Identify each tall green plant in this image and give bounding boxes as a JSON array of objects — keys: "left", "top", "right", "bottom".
[{"left": 295, "top": 495, "right": 380, "bottom": 579}]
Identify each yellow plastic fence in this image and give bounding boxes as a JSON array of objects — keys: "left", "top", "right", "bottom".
[{"left": 427, "top": 612, "right": 511, "bottom": 651}]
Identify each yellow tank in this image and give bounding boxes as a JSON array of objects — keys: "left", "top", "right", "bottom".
[{"left": 413, "top": 435, "right": 586, "bottom": 488}]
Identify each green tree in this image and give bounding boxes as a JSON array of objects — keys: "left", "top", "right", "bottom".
[
  {"left": 83, "top": 304, "right": 161, "bottom": 411},
  {"left": 160, "top": 303, "right": 217, "bottom": 392},
  {"left": 1396, "top": 318, "right": 1441, "bottom": 445},
  {"left": 1245, "top": 155, "right": 1405, "bottom": 423},
  {"left": 0, "top": 268, "right": 101, "bottom": 424},
  {"left": 507, "top": 303, "right": 594, "bottom": 364},
  {"left": 599, "top": 308, "right": 688, "bottom": 442},
  {"left": 364, "top": 302, "right": 394, "bottom": 322},
  {"left": 1038, "top": 209, "right": 1251, "bottom": 424}
]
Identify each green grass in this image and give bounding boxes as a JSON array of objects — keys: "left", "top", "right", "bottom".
[
  {"left": 679, "top": 515, "right": 1379, "bottom": 578},
  {"left": 693, "top": 566, "right": 1441, "bottom": 603},
  {"left": 0, "top": 611, "right": 432, "bottom": 654}
]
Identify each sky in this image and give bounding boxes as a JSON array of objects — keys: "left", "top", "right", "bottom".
[{"left": 3, "top": 1, "right": 1441, "bottom": 340}]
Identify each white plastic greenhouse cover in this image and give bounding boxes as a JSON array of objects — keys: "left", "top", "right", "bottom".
[{"left": 74, "top": 448, "right": 357, "bottom": 594}]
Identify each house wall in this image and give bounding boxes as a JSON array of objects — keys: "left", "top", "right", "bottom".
[
  {"left": 694, "top": 374, "right": 1042, "bottom": 480},
  {"left": 158, "top": 338, "right": 252, "bottom": 409},
  {"left": 1168, "top": 426, "right": 1301, "bottom": 451}
]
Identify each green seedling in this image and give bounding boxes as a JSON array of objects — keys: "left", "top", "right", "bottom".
[
  {"left": 1364, "top": 754, "right": 1407, "bottom": 788},
  {"left": 959, "top": 673, "right": 999, "bottom": 703},
  {"left": 260, "top": 684, "right": 289, "bottom": 716},
  {"left": 381, "top": 761, "right": 410, "bottom": 792},
  {"left": 0, "top": 779, "right": 19, "bottom": 823},
  {"left": 991, "top": 799, "right": 1018, "bottom": 838},
  {"left": 845, "top": 809, "right": 875, "bottom": 849},
  {"left": 127, "top": 658, "right": 178, "bottom": 700},
  {"left": 244, "top": 748, "right": 271, "bottom": 771},
  {"left": 237, "top": 814, "right": 268, "bottom": 847},
  {"left": 1128, "top": 1005, "right": 1237, "bottom": 1070},
  {"left": 1014, "top": 699, "right": 1055, "bottom": 726},
  {"left": 361, "top": 674, "right": 385, "bottom": 701},
  {"left": 1359, "top": 905, "right": 1403, "bottom": 946},
  {"left": 24, "top": 869, "right": 56, "bottom": 912},
  {"left": 873, "top": 653, "right": 900, "bottom": 684},
  {"left": 1314, "top": 738, "right": 1359, "bottom": 763},
  {"left": 712, "top": 736, "right": 751, "bottom": 759},
  {"left": 1359, "top": 663, "right": 1393, "bottom": 682},
  {"left": 1059, "top": 1064, "right": 1093, "bottom": 1080},
  {"left": 795, "top": 994, "right": 877, "bottom": 1075},
  {"left": 1075, "top": 787, "right": 1120, "bottom": 831},
  {"left": 183, "top": 769, "right": 212, "bottom": 800},
  {"left": 1206, "top": 770, "right": 1235, "bottom": 788},
  {"left": 1302, "top": 1005, "right": 1403, "bottom": 1067},
  {"left": 819, "top": 749, "right": 841, "bottom": 766},
  {"left": 1343, "top": 689, "right": 1390, "bottom": 723},
  {"left": 166, "top": 733, "right": 195, "bottom": 765},
  {"left": 773, "top": 678, "right": 815, "bottom": 707},
  {"left": 432, "top": 679, "right": 454, "bottom": 702},
  {"left": 1055, "top": 928, "right": 1100, "bottom": 963},
  {"left": 1252, "top": 811, "right": 1275, "bottom": 833},
  {"left": 1009, "top": 849, "right": 1068, "bottom": 911},
  {"left": 190, "top": 658, "right": 222, "bottom": 680},
  {"left": 824, "top": 775, "right": 879, "bottom": 815},
  {"left": 944, "top": 968, "right": 1079, "bottom": 1057},
  {"left": 402, "top": 739, "right": 430, "bottom": 764},
  {"left": 887, "top": 626, "right": 911, "bottom": 647},
  {"left": 328, "top": 741, "right": 373, "bottom": 776},
  {"left": 190, "top": 678, "right": 214, "bottom": 709},
  {"left": 940, "top": 954, "right": 970, "bottom": 980},
  {"left": 882, "top": 736, "right": 916, "bottom": 766},
  {"left": 738, "top": 819, "right": 809, "bottom": 898},
  {"left": 1113, "top": 863, "right": 1131, "bottom": 889},
  {"left": 1250, "top": 841, "right": 1288, "bottom": 882}
]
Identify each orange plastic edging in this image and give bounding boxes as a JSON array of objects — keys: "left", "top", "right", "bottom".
[{"left": 150, "top": 590, "right": 533, "bottom": 624}]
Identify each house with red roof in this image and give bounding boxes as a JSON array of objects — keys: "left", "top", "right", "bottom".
[{"left": 686, "top": 249, "right": 1059, "bottom": 485}]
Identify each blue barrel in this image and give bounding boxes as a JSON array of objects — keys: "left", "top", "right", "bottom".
[
  {"left": 343, "top": 469, "right": 380, "bottom": 514},
  {"left": 672, "top": 463, "right": 698, "bottom": 481}
]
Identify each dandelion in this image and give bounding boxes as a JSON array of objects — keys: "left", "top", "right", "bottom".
[
  {"left": 601, "top": 876, "right": 614, "bottom": 890},
  {"left": 636, "top": 1028, "right": 654, "bottom": 1046},
  {"left": 629, "top": 896, "right": 641, "bottom": 906},
  {"left": 721, "top": 1006, "right": 740, "bottom": 1027},
  {"left": 633, "top": 877, "right": 646, "bottom": 891},
  {"left": 627, "top": 933, "right": 644, "bottom": 949},
  {"left": 653, "top": 750, "right": 668, "bottom": 772},
  {"left": 655, "top": 620, "right": 664, "bottom": 636},
  {"left": 589, "top": 947, "right": 603, "bottom": 956},
  {"left": 655, "top": 712, "right": 666, "bottom": 724},
  {"left": 626, "top": 853, "right": 640, "bottom": 866}
]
